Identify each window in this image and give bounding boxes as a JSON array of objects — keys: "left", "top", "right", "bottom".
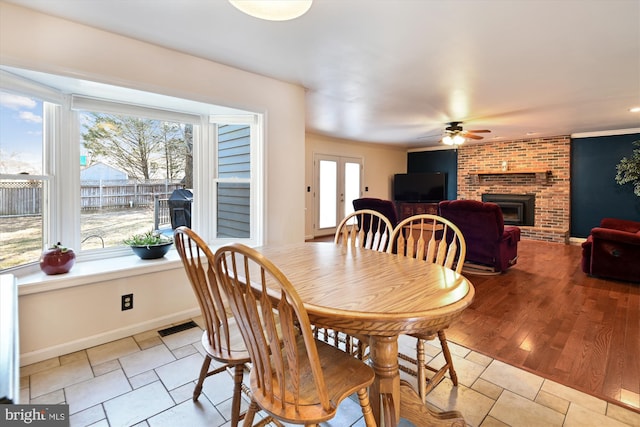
[
  {"left": 0, "top": 87, "right": 57, "bottom": 270},
  {"left": 216, "top": 124, "right": 251, "bottom": 238},
  {"left": 0, "top": 69, "right": 263, "bottom": 272},
  {"left": 74, "top": 106, "right": 196, "bottom": 251}
]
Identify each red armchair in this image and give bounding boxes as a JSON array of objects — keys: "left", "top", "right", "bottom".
[
  {"left": 581, "top": 218, "right": 640, "bottom": 283},
  {"left": 438, "top": 200, "right": 521, "bottom": 273}
]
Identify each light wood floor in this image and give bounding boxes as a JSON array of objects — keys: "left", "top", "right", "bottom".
[{"left": 310, "top": 236, "right": 640, "bottom": 413}]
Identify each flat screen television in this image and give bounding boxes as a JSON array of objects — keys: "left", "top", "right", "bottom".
[{"left": 393, "top": 172, "right": 446, "bottom": 202}]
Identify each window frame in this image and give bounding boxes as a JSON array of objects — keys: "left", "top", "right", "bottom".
[
  {"left": 1, "top": 72, "right": 62, "bottom": 273},
  {"left": 204, "top": 114, "right": 263, "bottom": 245},
  {"left": 1, "top": 69, "right": 264, "bottom": 273}
]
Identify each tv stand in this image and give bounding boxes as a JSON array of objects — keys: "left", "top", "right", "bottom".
[{"left": 396, "top": 202, "right": 439, "bottom": 221}]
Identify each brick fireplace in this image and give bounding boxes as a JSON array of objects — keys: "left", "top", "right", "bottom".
[{"left": 457, "top": 136, "right": 570, "bottom": 243}]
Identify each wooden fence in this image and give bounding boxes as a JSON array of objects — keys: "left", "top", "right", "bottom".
[
  {"left": 0, "top": 181, "right": 41, "bottom": 216},
  {"left": 0, "top": 180, "right": 183, "bottom": 216}
]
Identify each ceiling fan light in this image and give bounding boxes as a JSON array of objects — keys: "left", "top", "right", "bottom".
[
  {"left": 442, "top": 135, "right": 454, "bottom": 145},
  {"left": 453, "top": 134, "right": 466, "bottom": 145},
  {"left": 443, "top": 134, "right": 465, "bottom": 145},
  {"left": 229, "top": 0, "right": 313, "bottom": 21}
]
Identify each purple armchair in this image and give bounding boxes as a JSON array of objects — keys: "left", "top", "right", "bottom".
[
  {"left": 352, "top": 198, "right": 398, "bottom": 228},
  {"left": 581, "top": 218, "right": 640, "bottom": 283},
  {"left": 438, "top": 200, "right": 521, "bottom": 272}
]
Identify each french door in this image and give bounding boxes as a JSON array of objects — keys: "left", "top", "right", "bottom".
[{"left": 314, "top": 154, "right": 362, "bottom": 236}]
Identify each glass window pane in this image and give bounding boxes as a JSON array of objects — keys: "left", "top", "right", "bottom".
[
  {"left": 217, "top": 182, "right": 250, "bottom": 238},
  {"left": 318, "top": 160, "right": 337, "bottom": 228},
  {"left": 344, "top": 161, "right": 361, "bottom": 218},
  {"left": 0, "top": 91, "right": 45, "bottom": 270},
  {"left": 0, "top": 179, "right": 44, "bottom": 269},
  {"left": 0, "top": 92, "right": 43, "bottom": 175},
  {"left": 216, "top": 124, "right": 251, "bottom": 238},
  {"left": 79, "top": 111, "right": 193, "bottom": 250},
  {"left": 218, "top": 124, "right": 250, "bottom": 179}
]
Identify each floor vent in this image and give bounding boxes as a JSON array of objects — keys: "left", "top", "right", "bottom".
[{"left": 158, "top": 320, "right": 199, "bottom": 337}]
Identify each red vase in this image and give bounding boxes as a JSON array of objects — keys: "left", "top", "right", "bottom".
[{"left": 40, "top": 242, "right": 76, "bottom": 275}]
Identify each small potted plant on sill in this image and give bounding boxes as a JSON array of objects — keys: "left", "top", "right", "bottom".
[{"left": 124, "top": 230, "right": 173, "bottom": 259}]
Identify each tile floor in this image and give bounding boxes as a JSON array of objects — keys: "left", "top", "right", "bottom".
[{"left": 20, "top": 317, "right": 640, "bottom": 427}]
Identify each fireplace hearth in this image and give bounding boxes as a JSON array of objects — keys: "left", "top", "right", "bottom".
[{"left": 482, "top": 193, "right": 535, "bottom": 226}]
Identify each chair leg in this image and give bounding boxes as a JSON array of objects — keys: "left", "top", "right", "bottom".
[
  {"left": 231, "top": 364, "right": 245, "bottom": 427},
  {"left": 193, "top": 355, "right": 212, "bottom": 401},
  {"left": 416, "top": 338, "right": 427, "bottom": 401},
  {"left": 242, "top": 399, "right": 259, "bottom": 427},
  {"left": 415, "top": 332, "right": 457, "bottom": 401},
  {"left": 438, "top": 330, "right": 457, "bottom": 386},
  {"left": 357, "top": 388, "right": 376, "bottom": 427}
]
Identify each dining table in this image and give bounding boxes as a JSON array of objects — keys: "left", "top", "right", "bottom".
[{"left": 250, "top": 241, "right": 475, "bottom": 427}]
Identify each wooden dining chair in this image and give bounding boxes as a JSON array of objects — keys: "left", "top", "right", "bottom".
[
  {"left": 334, "top": 209, "right": 395, "bottom": 252},
  {"left": 388, "top": 214, "right": 467, "bottom": 400},
  {"left": 322, "top": 209, "right": 396, "bottom": 359},
  {"left": 213, "top": 243, "right": 377, "bottom": 427},
  {"left": 173, "top": 227, "right": 251, "bottom": 427}
]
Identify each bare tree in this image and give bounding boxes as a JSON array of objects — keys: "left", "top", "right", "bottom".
[
  {"left": 182, "top": 124, "right": 193, "bottom": 188},
  {"left": 82, "top": 113, "right": 187, "bottom": 181}
]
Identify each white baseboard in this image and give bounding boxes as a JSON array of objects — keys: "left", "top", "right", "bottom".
[
  {"left": 20, "top": 308, "right": 201, "bottom": 366},
  {"left": 569, "top": 237, "right": 587, "bottom": 246}
]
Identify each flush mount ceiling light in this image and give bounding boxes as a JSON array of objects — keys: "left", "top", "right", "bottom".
[{"left": 229, "top": 0, "right": 313, "bottom": 21}]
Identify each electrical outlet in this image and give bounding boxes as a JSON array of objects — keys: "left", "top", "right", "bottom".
[{"left": 121, "top": 294, "right": 133, "bottom": 311}]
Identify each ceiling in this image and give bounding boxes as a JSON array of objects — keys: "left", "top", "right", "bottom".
[{"left": 3, "top": 0, "right": 640, "bottom": 148}]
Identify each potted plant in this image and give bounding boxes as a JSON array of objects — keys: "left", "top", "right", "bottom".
[
  {"left": 615, "top": 140, "right": 640, "bottom": 197},
  {"left": 124, "top": 230, "right": 173, "bottom": 259}
]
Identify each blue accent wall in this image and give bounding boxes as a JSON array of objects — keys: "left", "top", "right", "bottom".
[
  {"left": 571, "top": 133, "right": 640, "bottom": 237},
  {"left": 407, "top": 149, "right": 457, "bottom": 201}
]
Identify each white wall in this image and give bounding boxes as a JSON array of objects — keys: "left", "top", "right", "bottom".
[
  {"left": 0, "top": 1, "right": 306, "bottom": 246},
  {"left": 305, "top": 132, "right": 407, "bottom": 238},
  {"left": 0, "top": 2, "right": 306, "bottom": 364},
  {"left": 18, "top": 260, "right": 198, "bottom": 365}
]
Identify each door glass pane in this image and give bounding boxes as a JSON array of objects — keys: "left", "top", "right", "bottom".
[
  {"left": 0, "top": 91, "right": 45, "bottom": 269},
  {"left": 318, "top": 159, "right": 337, "bottom": 228},
  {"left": 78, "top": 111, "right": 193, "bottom": 250},
  {"left": 344, "top": 161, "right": 361, "bottom": 218}
]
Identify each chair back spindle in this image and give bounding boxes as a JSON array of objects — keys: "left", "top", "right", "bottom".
[
  {"left": 335, "top": 209, "right": 394, "bottom": 253},
  {"left": 391, "top": 214, "right": 466, "bottom": 273}
]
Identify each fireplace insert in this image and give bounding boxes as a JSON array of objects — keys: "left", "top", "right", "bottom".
[{"left": 482, "top": 193, "right": 535, "bottom": 226}]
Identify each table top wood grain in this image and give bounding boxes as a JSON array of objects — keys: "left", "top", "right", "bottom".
[{"left": 252, "top": 241, "right": 474, "bottom": 336}]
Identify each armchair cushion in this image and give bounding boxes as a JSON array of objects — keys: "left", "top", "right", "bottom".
[
  {"left": 438, "top": 199, "right": 520, "bottom": 272},
  {"left": 581, "top": 218, "right": 640, "bottom": 283}
]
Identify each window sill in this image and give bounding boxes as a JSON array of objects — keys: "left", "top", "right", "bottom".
[{"left": 16, "top": 250, "right": 184, "bottom": 296}]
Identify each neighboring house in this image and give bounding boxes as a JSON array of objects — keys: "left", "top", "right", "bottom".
[{"left": 80, "top": 162, "right": 127, "bottom": 182}]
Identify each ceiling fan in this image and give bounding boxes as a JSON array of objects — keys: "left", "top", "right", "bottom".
[{"left": 442, "top": 121, "right": 491, "bottom": 145}]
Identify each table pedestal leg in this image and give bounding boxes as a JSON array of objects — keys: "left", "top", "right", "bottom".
[
  {"left": 368, "top": 336, "right": 466, "bottom": 427},
  {"left": 399, "top": 380, "right": 466, "bottom": 427},
  {"left": 369, "top": 335, "right": 400, "bottom": 427}
]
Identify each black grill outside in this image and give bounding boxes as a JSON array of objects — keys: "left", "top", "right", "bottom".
[{"left": 168, "top": 188, "right": 193, "bottom": 229}]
